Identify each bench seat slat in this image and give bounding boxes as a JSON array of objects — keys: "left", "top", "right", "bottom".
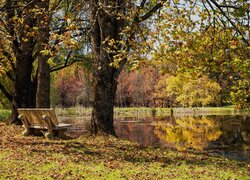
[
  {"left": 28, "top": 123, "right": 72, "bottom": 130},
  {"left": 53, "top": 124, "right": 72, "bottom": 130}
]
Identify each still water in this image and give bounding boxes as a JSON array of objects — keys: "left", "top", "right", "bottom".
[{"left": 60, "top": 114, "right": 250, "bottom": 161}]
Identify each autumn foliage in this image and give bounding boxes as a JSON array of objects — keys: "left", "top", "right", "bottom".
[
  {"left": 50, "top": 64, "right": 224, "bottom": 108},
  {"left": 51, "top": 64, "right": 93, "bottom": 107}
]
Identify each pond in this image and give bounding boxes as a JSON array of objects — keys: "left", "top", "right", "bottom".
[{"left": 59, "top": 114, "right": 250, "bottom": 161}]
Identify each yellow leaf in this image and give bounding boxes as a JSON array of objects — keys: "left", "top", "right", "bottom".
[
  {"left": 22, "top": 38, "right": 29, "bottom": 42},
  {"left": 40, "top": 49, "right": 50, "bottom": 55}
]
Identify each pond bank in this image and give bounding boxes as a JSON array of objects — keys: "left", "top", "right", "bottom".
[
  {"left": 1, "top": 107, "right": 248, "bottom": 121},
  {"left": 56, "top": 107, "right": 247, "bottom": 117},
  {"left": 0, "top": 124, "right": 249, "bottom": 179}
]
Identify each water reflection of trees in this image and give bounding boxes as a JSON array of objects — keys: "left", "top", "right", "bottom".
[
  {"left": 240, "top": 116, "right": 250, "bottom": 151},
  {"left": 157, "top": 116, "right": 222, "bottom": 151},
  {"left": 214, "top": 115, "right": 250, "bottom": 151},
  {"left": 115, "top": 115, "right": 250, "bottom": 156}
]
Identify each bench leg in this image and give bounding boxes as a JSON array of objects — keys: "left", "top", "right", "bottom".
[
  {"left": 44, "top": 132, "right": 53, "bottom": 139},
  {"left": 18, "top": 115, "right": 30, "bottom": 136},
  {"left": 42, "top": 115, "right": 54, "bottom": 138}
]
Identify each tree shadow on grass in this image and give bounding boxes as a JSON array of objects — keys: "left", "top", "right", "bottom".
[{"left": 2, "top": 125, "right": 248, "bottom": 168}]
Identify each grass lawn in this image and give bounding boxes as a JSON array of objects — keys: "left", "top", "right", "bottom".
[
  {"left": 0, "top": 107, "right": 247, "bottom": 122},
  {"left": 0, "top": 124, "right": 249, "bottom": 179},
  {"left": 0, "top": 109, "right": 11, "bottom": 122},
  {"left": 56, "top": 106, "right": 244, "bottom": 118}
]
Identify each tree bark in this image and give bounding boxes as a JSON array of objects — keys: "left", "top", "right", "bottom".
[
  {"left": 15, "top": 57, "right": 36, "bottom": 108},
  {"left": 6, "top": 1, "right": 35, "bottom": 107},
  {"left": 36, "top": 0, "right": 51, "bottom": 108},
  {"left": 89, "top": 0, "right": 164, "bottom": 135},
  {"left": 89, "top": 0, "right": 125, "bottom": 135},
  {"left": 36, "top": 59, "right": 50, "bottom": 108},
  {"left": 91, "top": 69, "right": 118, "bottom": 135},
  {"left": 6, "top": 1, "right": 37, "bottom": 124},
  {"left": 11, "top": 55, "right": 36, "bottom": 124}
]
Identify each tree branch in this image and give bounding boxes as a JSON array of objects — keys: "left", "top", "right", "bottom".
[
  {"left": 205, "top": 0, "right": 227, "bottom": 29},
  {"left": 50, "top": 59, "right": 83, "bottom": 73},
  {"left": 208, "top": 0, "right": 250, "bottom": 46},
  {"left": 138, "top": 2, "right": 165, "bottom": 22},
  {"left": 220, "top": 5, "right": 250, "bottom": 13},
  {"left": 0, "top": 82, "right": 12, "bottom": 101},
  {"left": 64, "top": 50, "right": 73, "bottom": 66},
  {"left": 140, "top": 0, "right": 147, "bottom": 8},
  {"left": 0, "top": 99, "right": 8, "bottom": 109},
  {"left": 6, "top": 71, "right": 14, "bottom": 82}
]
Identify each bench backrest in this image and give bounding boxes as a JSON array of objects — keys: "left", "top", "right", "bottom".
[{"left": 17, "top": 108, "right": 59, "bottom": 126}]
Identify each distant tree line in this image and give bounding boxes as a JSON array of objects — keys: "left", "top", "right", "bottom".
[{"left": 49, "top": 64, "right": 231, "bottom": 109}]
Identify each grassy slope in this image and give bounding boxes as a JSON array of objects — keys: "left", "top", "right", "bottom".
[{"left": 0, "top": 125, "right": 249, "bottom": 179}]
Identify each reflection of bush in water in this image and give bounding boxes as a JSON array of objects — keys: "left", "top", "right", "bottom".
[{"left": 165, "top": 116, "right": 222, "bottom": 151}]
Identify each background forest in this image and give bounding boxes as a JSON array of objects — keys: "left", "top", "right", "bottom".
[
  {"left": 0, "top": 0, "right": 249, "bottom": 132},
  {"left": 48, "top": 59, "right": 247, "bottom": 109}
]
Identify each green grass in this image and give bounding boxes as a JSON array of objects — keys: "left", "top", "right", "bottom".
[
  {"left": 55, "top": 107, "right": 170, "bottom": 117},
  {"left": 55, "top": 107, "right": 92, "bottom": 116},
  {"left": 1, "top": 107, "right": 248, "bottom": 122},
  {"left": 173, "top": 107, "right": 239, "bottom": 115},
  {"left": 0, "top": 109, "right": 11, "bottom": 122},
  {"left": 55, "top": 107, "right": 248, "bottom": 117},
  {"left": 0, "top": 125, "right": 249, "bottom": 179}
]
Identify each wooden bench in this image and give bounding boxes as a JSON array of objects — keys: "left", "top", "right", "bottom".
[{"left": 17, "top": 108, "right": 72, "bottom": 138}]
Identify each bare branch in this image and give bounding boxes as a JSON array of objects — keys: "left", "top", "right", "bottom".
[
  {"left": 208, "top": 0, "right": 250, "bottom": 46},
  {"left": 0, "top": 82, "right": 12, "bottom": 101},
  {"left": 50, "top": 52, "right": 93, "bottom": 73},
  {"left": 140, "top": 0, "right": 147, "bottom": 8},
  {"left": 220, "top": 5, "right": 250, "bottom": 13},
  {"left": 50, "top": 59, "right": 83, "bottom": 73},
  {"left": 138, "top": 2, "right": 165, "bottom": 22},
  {"left": 6, "top": 71, "right": 14, "bottom": 82},
  {"left": 64, "top": 50, "right": 73, "bottom": 66}
]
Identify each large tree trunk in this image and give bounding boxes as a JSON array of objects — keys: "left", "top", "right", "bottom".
[
  {"left": 7, "top": 0, "right": 41, "bottom": 124},
  {"left": 36, "top": 0, "right": 50, "bottom": 108},
  {"left": 11, "top": 56, "right": 36, "bottom": 124},
  {"left": 36, "top": 59, "right": 50, "bottom": 108},
  {"left": 89, "top": 0, "right": 125, "bottom": 135},
  {"left": 91, "top": 69, "right": 117, "bottom": 135},
  {"left": 15, "top": 57, "right": 36, "bottom": 108}
]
